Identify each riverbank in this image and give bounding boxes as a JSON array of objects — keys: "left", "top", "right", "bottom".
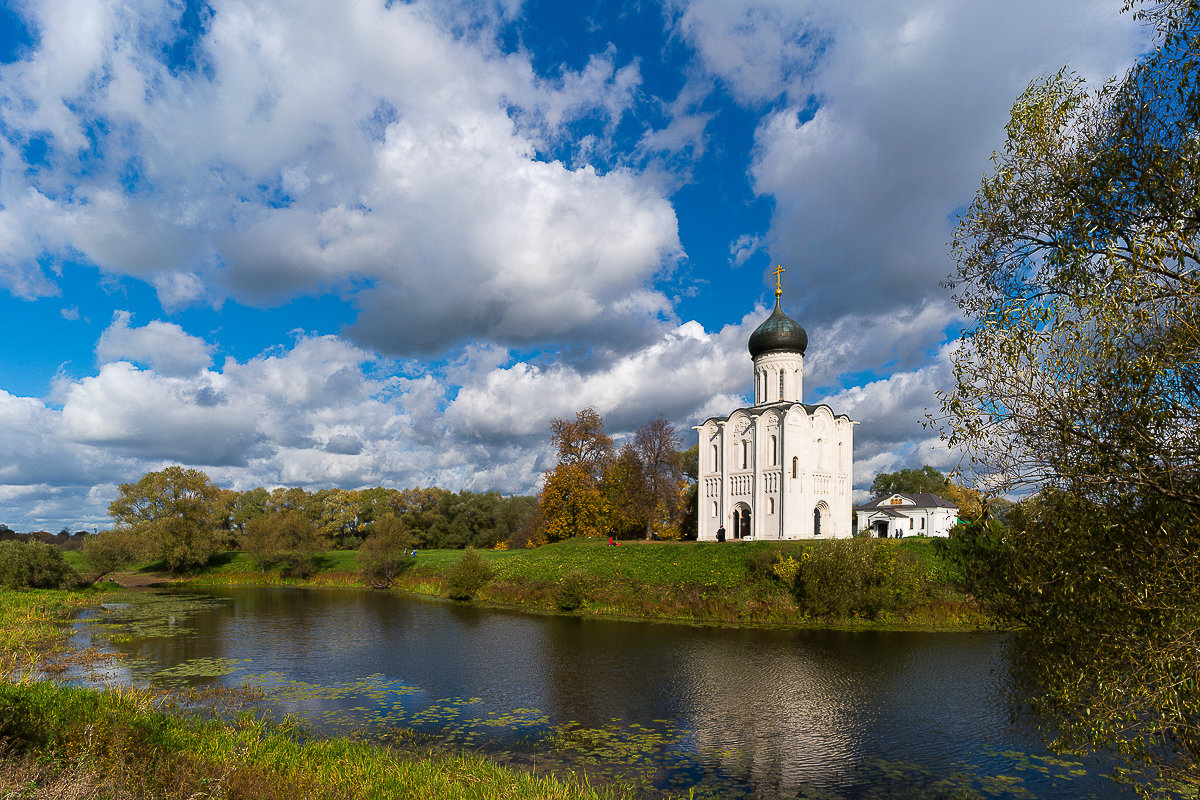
[
  {"left": 0, "top": 587, "right": 642, "bottom": 800},
  {"left": 140, "top": 537, "right": 991, "bottom": 631}
]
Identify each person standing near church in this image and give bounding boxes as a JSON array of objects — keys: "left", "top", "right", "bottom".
[{"left": 716, "top": 525, "right": 726, "bottom": 542}]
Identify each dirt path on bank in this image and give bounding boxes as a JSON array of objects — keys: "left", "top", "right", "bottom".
[{"left": 107, "top": 571, "right": 183, "bottom": 588}]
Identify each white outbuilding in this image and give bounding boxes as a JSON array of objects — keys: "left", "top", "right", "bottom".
[
  {"left": 694, "top": 275, "right": 854, "bottom": 541},
  {"left": 854, "top": 493, "right": 961, "bottom": 538}
]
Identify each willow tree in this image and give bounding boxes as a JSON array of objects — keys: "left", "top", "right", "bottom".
[
  {"left": 109, "top": 466, "right": 221, "bottom": 574},
  {"left": 940, "top": 2, "right": 1200, "bottom": 794}
]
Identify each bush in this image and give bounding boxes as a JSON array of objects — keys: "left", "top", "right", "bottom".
[
  {"left": 555, "top": 571, "right": 589, "bottom": 611},
  {"left": 0, "top": 541, "right": 79, "bottom": 589},
  {"left": 744, "top": 547, "right": 781, "bottom": 580},
  {"left": 357, "top": 515, "right": 415, "bottom": 586},
  {"left": 792, "top": 539, "right": 925, "bottom": 619},
  {"left": 444, "top": 548, "right": 493, "bottom": 601}
]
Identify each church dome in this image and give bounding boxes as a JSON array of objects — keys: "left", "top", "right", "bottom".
[{"left": 748, "top": 298, "right": 807, "bottom": 358}]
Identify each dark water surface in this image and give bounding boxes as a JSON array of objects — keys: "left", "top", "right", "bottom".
[{"left": 72, "top": 587, "right": 1130, "bottom": 799}]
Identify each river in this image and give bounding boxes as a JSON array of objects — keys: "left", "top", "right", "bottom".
[{"left": 70, "top": 586, "right": 1130, "bottom": 799}]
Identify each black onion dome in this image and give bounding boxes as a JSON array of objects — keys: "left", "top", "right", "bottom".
[{"left": 748, "top": 298, "right": 807, "bottom": 358}]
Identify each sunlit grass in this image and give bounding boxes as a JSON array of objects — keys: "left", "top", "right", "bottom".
[
  {"left": 154, "top": 536, "right": 982, "bottom": 631},
  {"left": 0, "top": 681, "right": 640, "bottom": 800}
]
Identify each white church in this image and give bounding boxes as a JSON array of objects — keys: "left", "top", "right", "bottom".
[{"left": 695, "top": 271, "right": 854, "bottom": 540}]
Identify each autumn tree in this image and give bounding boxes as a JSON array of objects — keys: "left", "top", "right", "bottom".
[
  {"left": 108, "top": 466, "right": 221, "bottom": 574},
  {"left": 940, "top": 2, "right": 1200, "bottom": 792},
  {"left": 633, "top": 416, "right": 685, "bottom": 539},
  {"left": 551, "top": 407, "right": 614, "bottom": 480},
  {"left": 605, "top": 443, "right": 648, "bottom": 539},
  {"left": 537, "top": 408, "right": 615, "bottom": 543}
]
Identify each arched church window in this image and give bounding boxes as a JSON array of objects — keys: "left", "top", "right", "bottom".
[
  {"left": 838, "top": 441, "right": 843, "bottom": 468},
  {"left": 768, "top": 497, "right": 775, "bottom": 514},
  {"left": 816, "top": 438, "right": 824, "bottom": 470},
  {"left": 770, "top": 434, "right": 778, "bottom": 466},
  {"left": 778, "top": 370, "right": 784, "bottom": 400},
  {"left": 712, "top": 444, "right": 718, "bottom": 470},
  {"left": 741, "top": 440, "right": 749, "bottom": 469},
  {"left": 712, "top": 501, "right": 718, "bottom": 518},
  {"left": 792, "top": 456, "right": 798, "bottom": 478}
]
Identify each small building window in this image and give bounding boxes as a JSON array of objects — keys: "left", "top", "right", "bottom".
[
  {"left": 712, "top": 444, "right": 718, "bottom": 470},
  {"left": 742, "top": 440, "right": 749, "bottom": 469},
  {"left": 712, "top": 501, "right": 718, "bottom": 518},
  {"left": 770, "top": 434, "right": 778, "bottom": 466},
  {"left": 778, "top": 371, "right": 784, "bottom": 399},
  {"left": 792, "top": 456, "right": 798, "bottom": 478},
  {"left": 813, "top": 507, "right": 822, "bottom": 537},
  {"left": 768, "top": 497, "right": 775, "bottom": 514}
]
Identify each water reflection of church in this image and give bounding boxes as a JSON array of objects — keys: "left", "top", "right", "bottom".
[{"left": 695, "top": 269, "right": 854, "bottom": 540}]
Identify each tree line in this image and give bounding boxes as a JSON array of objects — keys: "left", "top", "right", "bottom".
[
  {"left": 77, "top": 466, "right": 537, "bottom": 577},
  {"left": 52, "top": 408, "right": 694, "bottom": 579}
]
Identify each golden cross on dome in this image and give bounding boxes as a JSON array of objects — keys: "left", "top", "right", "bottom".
[{"left": 772, "top": 264, "right": 785, "bottom": 298}]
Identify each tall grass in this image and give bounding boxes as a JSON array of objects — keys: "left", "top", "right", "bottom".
[{"left": 0, "top": 681, "right": 636, "bottom": 800}]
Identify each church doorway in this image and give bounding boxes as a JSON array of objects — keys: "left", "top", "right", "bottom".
[
  {"left": 731, "top": 504, "right": 752, "bottom": 540},
  {"left": 873, "top": 521, "right": 888, "bottom": 538}
]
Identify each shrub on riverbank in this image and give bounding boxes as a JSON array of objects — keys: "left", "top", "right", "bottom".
[
  {"left": 790, "top": 538, "right": 926, "bottom": 619},
  {"left": 356, "top": 514, "right": 415, "bottom": 586},
  {"left": 0, "top": 541, "right": 79, "bottom": 590},
  {"left": 444, "top": 547, "right": 493, "bottom": 600}
]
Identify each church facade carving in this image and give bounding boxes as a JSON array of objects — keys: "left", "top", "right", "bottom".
[{"left": 695, "top": 270, "right": 854, "bottom": 540}]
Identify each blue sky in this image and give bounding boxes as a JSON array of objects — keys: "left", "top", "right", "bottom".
[{"left": 0, "top": 0, "right": 1147, "bottom": 530}]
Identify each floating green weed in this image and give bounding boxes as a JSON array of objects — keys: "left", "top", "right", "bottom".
[
  {"left": 152, "top": 656, "right": 250, "bottom": 682},
  {"left": 79, "top": 592, "right": 230, "bottom": 640}
]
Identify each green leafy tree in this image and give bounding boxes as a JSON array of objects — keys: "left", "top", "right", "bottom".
[
  {"left": 940, "top": 2, "right": 1200, "bottom": 793},
  {"left": 869, "top": 466, "right": 950, "bottom": 497},
  {"left": 356, "top": 514, "right": 415, "bottom": 586},
  {"left": 677, "top": 444, "right": 699, "bottom": 540},
  {"left": 108, "top": 466, "right": 221, "bottom": 574},
  {"left": 230, "top": 487, "right": 269, "bottom": 534}
]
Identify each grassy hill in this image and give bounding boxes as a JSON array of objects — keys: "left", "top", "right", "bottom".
[{"left": 142, "top": 536, "right": 984, "bottom": 631}]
